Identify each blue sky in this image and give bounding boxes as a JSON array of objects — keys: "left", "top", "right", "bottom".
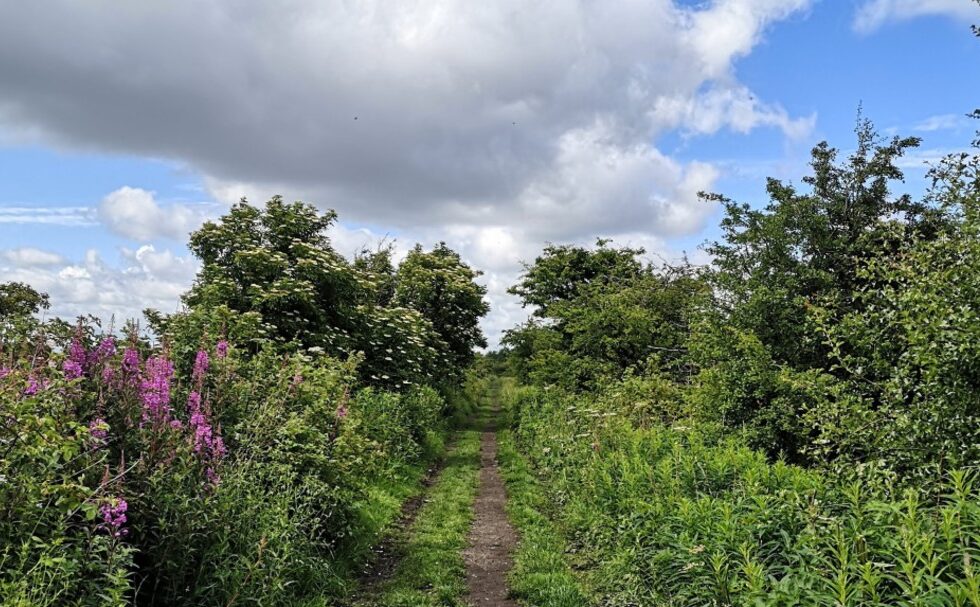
[{"left": 0, "top": 0, "right": 977, "bottom": 344}]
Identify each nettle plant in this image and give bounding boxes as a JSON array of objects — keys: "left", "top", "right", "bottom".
[{"left": 0, "top": 330, "right": 230, "bottom": 604}]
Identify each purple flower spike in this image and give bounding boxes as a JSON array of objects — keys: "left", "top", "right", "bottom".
[
  {"left": 122, "top": 347, "right": 140, "bottom": 374},
  {"left": 215, "top": 340, "right": 229, "bottom": 359},
  {"left": 99, "top": 497, "right": 128, "bottom": 538},
  {"left": 68, "top": 337, "right": 87, "bottom": 369},
  {"left": 187, "top": 390, "right": 202, "bottom": 416},
  {"left": 63, "top": 360, "right": 84, "bottom": 380},
  {"left": 140, "top": 356, "right": 174, "bottom": 424},
  {"left": 192, "top": 350, "right": 209, "bottom": 385},
  {"left": 95, "top": 337, "right": 116, "bottom": 360}
]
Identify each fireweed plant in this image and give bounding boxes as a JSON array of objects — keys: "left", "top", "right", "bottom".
[
  {"left": 0, "top": 328, "right": 452, "bottom": 606},
  {"left": 0, "top": 332, "right": 229, "bottom": 603}
]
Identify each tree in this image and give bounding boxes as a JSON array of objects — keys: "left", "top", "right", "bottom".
[
  {"left": 506, "top": 241, "right": 705, "bottom": 388},
  {"left": 393, "top": 243, "right": 489, "bottom": 374},
  {"left": 703, "top": 120, "right": 942, "bottom": 370},
  {"left": 177, "top": 197, "right": 465, "bottom": 390},
  {"left": 185, "top": 196, "right": 363, "bottom": 350},
  {"left": 508, "top": 239, "right": 644, "bottom": 320},
  {"left": 804, "top": 107, "right": 980, "bottom": 481},
  {"left": 353, "top": 244, "right": 397, "bottom": 307},
  {"left": 0, "top": 282, "right": 49, "bottom": 319}
]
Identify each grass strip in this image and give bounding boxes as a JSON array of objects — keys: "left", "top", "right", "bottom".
[
  {"left": 364, "top": 429, "right": 482, "bottom": 607},
  {"left": 497, "top": 429, "right": 591, "bottom": 607}
]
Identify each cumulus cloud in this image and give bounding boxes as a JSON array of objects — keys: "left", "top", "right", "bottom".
[
  {"left": 0, "top": 0, "right": 811, "bottom": 241},
  {"left": 0, "top": 244, "right": 199, "bottom": 324},
  {"left": 652, "top": 86, "right": 815, "bottom": 139},
  {"left": 0, "top": 1, "right": 820, "bottom": 345},
  {"left": 854, "top": 0, "right": 979, "bottom": 33},
  {"left": 97, "top": 187, "right": 211, "bottom": 241},
  {"left": 2, "top": 247, "right": 66, "bottom": 266}
]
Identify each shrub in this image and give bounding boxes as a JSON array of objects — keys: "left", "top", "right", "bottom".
[
  {"left": 0, "top": 328, "right": 450, "bottom": 605},
  {"left": 507, "top": 382, "right": 980, "bottom": 606}
]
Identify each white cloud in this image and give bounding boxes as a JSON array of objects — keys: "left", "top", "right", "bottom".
[
  {"left": 0, "top": 245, "right": 199, "bottom": 325},
  {"left": 0, "top": 0, "right": 812, "bottom": 241},
  {"left": 0, "top": 1, "right": 819, "bottom": 345},
  {"left": 854, "top": 0, "right": 979, "bottom": 33},
  {"left": 652, "top": 86, "right": 815, "bottom": 139},
  {"left": 913, "top": 113, "right": 970, "bottom": 132},
  {"left": 97, "top": 187, "right": 212, "bottom": 241},
  {"left": 0, "top": 206, "right": 96, "bottom": 226},
  {"left": 1, "top": 247, "right": 66, "bottom": 266}
]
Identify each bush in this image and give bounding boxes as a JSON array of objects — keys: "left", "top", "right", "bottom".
[
  {"left": 0, "top": 328, "right": 451, "bottom": 605},
  {"left": 507, "top": 382, "right": 980, "bottom": 606}
]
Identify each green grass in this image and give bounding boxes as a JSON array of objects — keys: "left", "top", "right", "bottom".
[
  {"left": 359, "top": 429, "right": 482, "bottom": 607},
  {"left": 497, "top": 429, "right": 591, "bottom": 607}
]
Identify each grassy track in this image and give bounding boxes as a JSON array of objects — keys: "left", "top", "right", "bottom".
[
  {"left": 356, "top": 429, "right": 482, "bottom": 607},
  {"left": 497, "top": 429, "right": 591, "bottom": 607}
]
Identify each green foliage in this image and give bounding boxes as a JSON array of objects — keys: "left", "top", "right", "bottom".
[
  {"left": 353, "top": 244, "right": 398, "bottom": 307},
  {"left": 186, "top": 197, "right": 363, "bottom": 349},
  {"left": 505, "top": 241, "right": 706, "bottom": 388},
  {"left": 0, "top": 327, "right": 452, "bottom": 606},
  {"left": 806, "top": 135, "right": 980, "bottom": 482},
  {"left": 508, "top": 239, "right": 644, "bottom": 319},
  {"left": 0, "top": 281, "right": 49, "bottom": 318},
  {"left": 170, "top": 197, "right": 487, "bottom": 390},
  {"left": 500, "top": 102, "right": 980, "bottom": 603},
  {"left": 393, "top": 242, "right": 489, "bottom": 374},
  {"left": 0, "top": 374, "right": 134, "bottom": 606},
  {"left": 0, "top": 282, "right": 51, "bottom": 355},
  {"left": 506, "top": 382, "right": 980, "bottom": 607},
  {"left": 497, "top": 429, "right": 591, "bottom": 607},
  {"left": 686, "top": 320, "right": 836, "bottom": 463},
  {"left": 703, "top": 120, "right": 941, "bottom": 370}
]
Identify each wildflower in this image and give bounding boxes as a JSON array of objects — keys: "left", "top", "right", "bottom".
[
  {"left": 63, "top": 359, "right": 84, "bottom": 380},
  {"left": 336, "top": 403, "right": 348, "bottom": 419},
  {"left": 215, "top": 340, "right": 229, "bottom": 359},
  {"left": 99, "top": 497, "right": 128, "bottom": 538},
  {"left": 23, "top": 376, "right": 42, "bottom": 396},
  {"left": 94, "top": 337, "right": 116, "bottom": 362},
  {"left": 68, "top": 337, "right": 87, "bottom": 371},
  {"left": 122, "top": 347, "right": 140, "bottom": 375},
  {"left": 291, "top": 373, "right": 303, "bottom": 387},
  {"left": 187, "top": 389, "right": 226, "bottom": 480},
  {"left": 140, "top": 356, "right": 174, "bottom": 424},
  {"left": 0, "top": 367, "right": 11, "bottom": 380},
  {"left": 192, "top": 350, "right": 209, "bottom": 386},
  {"left": 89, "top": 418, "right": 109, "bottom": 445},
  {"left": 187, "top": 390, "right": 202, "bottom": 416},
  {"left": 101, "top": 365, "right": 115, "bottom": 384}
]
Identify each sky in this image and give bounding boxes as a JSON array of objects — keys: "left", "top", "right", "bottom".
[{"left": 1, "top": 0, "right": 978, "bottom": 347}]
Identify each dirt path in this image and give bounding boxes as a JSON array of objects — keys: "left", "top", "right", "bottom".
[{"left": 462, "top": 421, "right": 519, "bottom": 606}]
